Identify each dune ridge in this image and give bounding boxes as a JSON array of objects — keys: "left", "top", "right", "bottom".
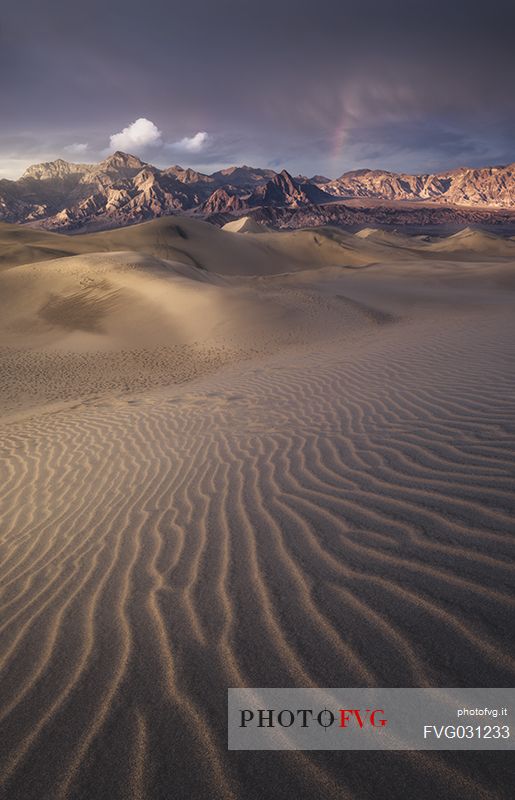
[
  {"left": 1, "top": 281, "right": 514, "bottom": 798},
  {"left": 2, "top": 219, "right": 515, "bottom": 421}
]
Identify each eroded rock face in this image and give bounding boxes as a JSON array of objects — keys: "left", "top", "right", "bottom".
[
  {"left": 247, "top": 200, "right": 515, "bottom": 232},
  {"left": 320, "top": 164, "right": 515, "bottom": 208},
  {"left": 21, "top": 157, "right": 93, "bottom": 181},
  {"left": 248, "top": 170, "right": 333, "bottom": 208},
  {"left": 0, "top": 153, "right": 281, "bottom": 230},
  {"left": 201, "top": 189, "right": 247, "bottom": 215},
  {"left": 201, "top": 170, "right": 334, "bottom": 215},
  {"left": 2, "top": 152, "right": 515, "bottom": 231}
]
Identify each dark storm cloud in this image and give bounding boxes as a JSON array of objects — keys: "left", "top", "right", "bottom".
[{"left": 1, "top": 0, "right": 515, "bottom": 177}]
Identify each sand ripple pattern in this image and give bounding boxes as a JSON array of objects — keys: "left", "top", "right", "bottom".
[{"left": 1, "top": 310, "right": 514, "bottom": 800}]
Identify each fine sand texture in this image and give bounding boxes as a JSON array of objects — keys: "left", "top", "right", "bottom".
[{"left": 0, "top": 220, "right": 514, "bottom": 799}]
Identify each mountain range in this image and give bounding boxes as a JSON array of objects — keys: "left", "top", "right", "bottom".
[{"left": 2, "top": 151, "right": 515, "bottom": 232}]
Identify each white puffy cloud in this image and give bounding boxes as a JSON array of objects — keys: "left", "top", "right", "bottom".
[
  {"left": 174, "top": 131, "right": 209, "bottom": 152},
  {"left": 64, "top": 142, "right": 89, "bottom": 155},
  {"left": 109, "top": 118, "right": 162, "bottom": 153}
]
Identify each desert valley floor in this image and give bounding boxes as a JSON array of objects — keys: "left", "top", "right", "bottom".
[{"left": 0, "top": 219, "right": 514, "bottom": 799}]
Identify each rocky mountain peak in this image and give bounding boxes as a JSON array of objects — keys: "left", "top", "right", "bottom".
[
  {"left": 250, "top": 170, "right": 332, "bottom": 208},
  {"left": 4, "top": 153, "right": 515, "bottom": 232},
  {"left": 210, "top": 165, "right": 277, "bottom": 188},
  {"left": 275, "top": 170, "right": 298, "bottom": 190},
  {"left": 21, "top": 158, "right": 91, "bottom": 181},
  {"left": 99, "top": 151, "right": 146, "bottom": 171},
  {"left": 202, "top": 188, "right": 246, "bottom": 215}
]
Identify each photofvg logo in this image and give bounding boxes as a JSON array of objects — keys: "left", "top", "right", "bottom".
[
  {"left": 240, "top": 707, "right": 388, "bottom": 730},
  {"left": 228, "top": 688, "right": 515, "bottom": 750}
]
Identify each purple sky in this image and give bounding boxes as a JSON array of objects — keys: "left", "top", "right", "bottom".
[{"left": 1, "top": 0, "right": 514, "bottom": 179}]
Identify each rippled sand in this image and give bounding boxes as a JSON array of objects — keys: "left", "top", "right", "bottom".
[{"left": 1, "top": 228, "right": 514, "bottom": 799}]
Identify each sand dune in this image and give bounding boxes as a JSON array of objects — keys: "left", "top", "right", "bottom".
[
  {"left": 2, "top": 217, "right": 381, "bottom": 275},
  {"left": 0, "top": 250, "right": 266, "bottom": 350},
  {"left": 222, "top": 216, "right": 268, "bottom": 234},
  {"left": 428, "top": 226, "right": 515, "bottom": 257},
  {"left": 0, "top": 245, "right": 374, "bottom": 417},
  {"left": 4, "top": 217, "right": 514, "bottom": 278},
  {"left": 1, "top": 221, "right": 514, "bottom": 799},
  {"left": 0, "top": 222, "right": 100, "bottom": 271}
]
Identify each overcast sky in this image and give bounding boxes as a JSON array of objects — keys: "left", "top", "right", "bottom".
[{"left": 1, "top": 0, "right": 514, "bottom": 179}]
